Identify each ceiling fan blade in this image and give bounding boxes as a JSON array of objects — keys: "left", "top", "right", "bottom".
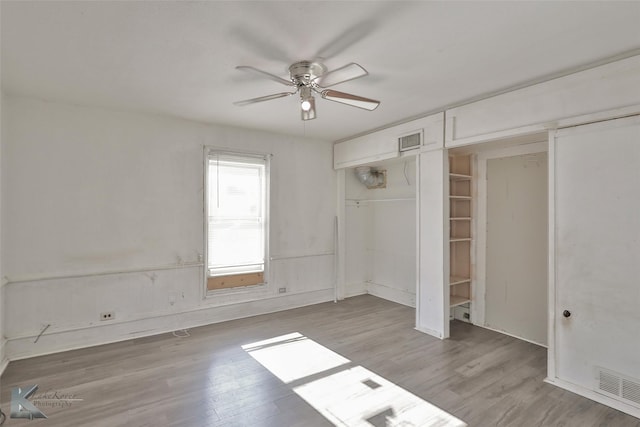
[
  {"left": 314, "top": 63, "right": 368, "bottom": 88},
  {"left": 234, "top": 91, "right": 296, "bottom": 107},
  {"left": 321, "top": 89, "right": 380, "bottom": 111},
  {"left": 236, "top": 66, "right": 295, "bottom": 87}
]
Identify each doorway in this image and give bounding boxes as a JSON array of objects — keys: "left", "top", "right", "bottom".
[{"left": 476, "top": 141, "right": 548, "bottom": 346}]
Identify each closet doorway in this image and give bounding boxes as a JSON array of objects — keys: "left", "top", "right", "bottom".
[{"left": 477, "top": 142, "right": 548, "bottom": 346}]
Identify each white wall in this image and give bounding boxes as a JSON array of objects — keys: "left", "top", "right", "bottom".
[
  {"left": 485, "top": 152, "right": 548, "bottom": 346},
  {"left": 344, "top": 158, "right": 416, "bottom": 307},
  {"left": 2, "top": 95, "right": 336, "bottom": 359}
]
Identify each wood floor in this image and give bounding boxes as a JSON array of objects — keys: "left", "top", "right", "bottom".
[{"left": 1, "top": 295, "right": 638, "bottom": 426}]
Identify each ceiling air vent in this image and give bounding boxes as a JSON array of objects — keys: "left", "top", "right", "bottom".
[
  {"left": 596, "top": 367, "right": 640, "bottom": 408},
  {"left": 398, "top": 130, "right": 422, "bottom": 152}
]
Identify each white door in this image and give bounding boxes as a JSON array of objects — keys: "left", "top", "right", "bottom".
[{"left": 553, "top": 115, "right": 640, "bottom": 414}]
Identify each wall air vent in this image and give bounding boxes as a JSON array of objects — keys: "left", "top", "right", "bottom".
[
  {"left": 623, "top": 379, "right": 640, "bottom": 405},
  {"left": 595, "top": 367, "right": 640, "bottom": 408},
  {"left": 398, "top": 130, "right": 422, "bottom": 152}
]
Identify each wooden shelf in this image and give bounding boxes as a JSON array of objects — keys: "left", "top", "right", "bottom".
[
  {"left": 449, "top": 154, "right": 473, "bottom": 316},
  {"left": 450, "top": 295, "right": 472, "bottom": 307},
  {"left": 450, "top": 276, "right": 471, "bottom": 286},
  {"left": 449, "top": 173, "right": 472, "bottom": 181}
]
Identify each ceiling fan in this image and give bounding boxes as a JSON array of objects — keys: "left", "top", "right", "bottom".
[{"left": 234, "top": 61, "right": 380, "bottom": 120}]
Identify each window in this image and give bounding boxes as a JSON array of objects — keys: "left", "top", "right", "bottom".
[{"left": 206, "top": 151, "right": 268, "bottom": 291}]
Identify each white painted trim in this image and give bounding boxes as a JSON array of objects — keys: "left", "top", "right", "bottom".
[
  {"left": 478, "top": 324, "right": 547, "bottom": 348},
  {"left": 555, "top": 104, "right": 640, "bottom": 130},
  {"left": 0, "top": 357, "right": 8, "bottom": 377},
  {"left": 344, "top": 282, "right": 367, "bottom": 298},
  {"left": 475, "top": 141, "right": 549, "bottom": 328},
  {"left": 336, "top": 169, "right": 346, "bottom": 300},
  {"left": 414, "top": 326, "right": 443, "bottom": 339},
  {"left": 443, "top": 151, "right": 451, "bottom": 339},
  {"left": 547, "top": 129, "right": 558, "bottom": 381},
  {"left": 11, "top": 287, "right": 335, "bottom": 341},
  {"left": 446, "top": 105, "right": 640, "bottom": 149},
  {"left": 204, "top": 148, "right": 272, "bottom": 294},
  {"left": 202, "top": 145, "right": 210, "bottom": 301},
  {"left": 269, "top": 252, "right": 334, "bottom": 261},
  {"left": 346, "top": 198, "right": 415, "bottom": 204},
  {"left": 0, "top": 338, "right": 8, "bottom": 376},
  {"left": 414, "top": 156, "right": 421, "bottom": 330},
  {"left": 5, "top": 262, "right": 203, "bottom": 285},
  {"left": 366, "top": 282, "right": 415, "bottom": 308},
  {"left": 6, "top": 288, "right": 335, "bottom": 361},
  {"left": 447, "top": 124, "right": 548, "bottom": 149},
  {"left": 544, "top": 377, "right": 640, "bottom": 419}
]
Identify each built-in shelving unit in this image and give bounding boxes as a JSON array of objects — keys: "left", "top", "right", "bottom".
[{"left": 449, "top": 155, "right": 473, "bottom": 313}]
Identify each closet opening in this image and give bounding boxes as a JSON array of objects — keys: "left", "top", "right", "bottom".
[
  {"left": 343, "top": 156, "right": 417, "bottom": 309},
  {"left": 450, "top": 133, "right": 549, "bottom": 346}
]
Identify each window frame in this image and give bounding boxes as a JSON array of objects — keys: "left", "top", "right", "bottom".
[{"left": 203, "top": 147, "right": 270, "bottom": 295}]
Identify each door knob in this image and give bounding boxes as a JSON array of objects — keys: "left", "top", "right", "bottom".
[{"left": 563, "top": 310, "right": 571, "bottom": 318}]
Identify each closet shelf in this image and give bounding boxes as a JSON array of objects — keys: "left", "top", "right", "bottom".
[
  {"left": 450, "top": 276, "right": 471, "bottom": 286},
  {"left": 449, "top": 173, "right": 472, "bottom": 181},
  {"left": 450, "top": 295, "right": 471, "bottom": 307},
  {"left": 449, "top": 195, "right": 472, "bottom": 200},
  {"left": 449, "top": 217, "right": 471, "bottom": 221},
  {"left": 450, "top": 238, "right": 472, "bottom": 242}
]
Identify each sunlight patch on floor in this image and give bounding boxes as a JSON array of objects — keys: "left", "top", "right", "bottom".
[
  {"left": 242, "top": 332, "right": 350, "bottom": 383},
  {"left": 242, "top": 333, "right": 467, "bottom": 426},
  {"left": 294, "top": 366, "right": 466, "bottom": 427}
]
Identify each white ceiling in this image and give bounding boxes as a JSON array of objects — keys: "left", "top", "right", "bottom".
[{"left": 2, "top": 1, "right": 640, "bottom": 142}]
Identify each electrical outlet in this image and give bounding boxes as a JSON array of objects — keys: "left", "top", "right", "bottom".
[
  {"left": 100, "top": 311, "right": 115, "bottom": 321},
  {"left": 278, "top": 287, "right": 287, "bottom": 294}
]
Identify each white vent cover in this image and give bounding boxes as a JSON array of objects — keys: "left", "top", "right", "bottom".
[
  {"left": 623, "top": 379, "right": 640, "bottom": 405},
  {"left": 398, "top": 131, "right": 422, "bottom": 152},
  {"left": 596, "top": 367, "right": 640, "bottom": 408}
]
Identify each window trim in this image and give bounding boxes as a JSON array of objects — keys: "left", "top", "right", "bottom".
[{"left": 203, "top": 147, "right": 270, "bottom": 296}]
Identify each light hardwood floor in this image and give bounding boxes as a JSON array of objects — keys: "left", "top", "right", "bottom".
[{"left": 1, "top": 295, "right": 638, "bottom": 426}]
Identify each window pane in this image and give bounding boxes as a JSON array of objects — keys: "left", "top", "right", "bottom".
[{"left": 207, "top": 154, "right": 266, "bottom": 277}]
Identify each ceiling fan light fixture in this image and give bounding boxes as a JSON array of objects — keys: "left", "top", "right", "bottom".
[
  {"left": 300, "top": 86, "right": 316, "bottom": 120},
  {"left": 301, "top": 96, "right": 316, "bottom": 120},
  {"left": 234, "top": 60, "right": 379, "bottom": 121}
]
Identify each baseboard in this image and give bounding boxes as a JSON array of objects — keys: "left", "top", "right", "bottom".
[
  {"left": 6, "top": 288, "right": 334, "bottom": 361},
  {"left": 478, "top": 324, "right": 547, "bottom": 348},
  {"left": 344, "top": 282, "right": 367, "bottom": 298},
  {"left": 545, "top": 377, "right": 640, "bottom": 419},
  {"left": 414, "top": 325, "right": 444, "bottom": 339},
  {"left": 366, "top": 282, "right": 416, "bottom": 308},
  {"left": 0, "top": 339, "right": 8, "bottom": 376}
]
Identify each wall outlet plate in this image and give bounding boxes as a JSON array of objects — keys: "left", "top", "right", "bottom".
[{"left": 100, "top": 311, "right": 115, "bottom": 321}]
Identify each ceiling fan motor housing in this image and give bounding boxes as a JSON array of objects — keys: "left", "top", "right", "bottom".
[{"left": 289, "top": 61, "right": 326, "bottom": 86}]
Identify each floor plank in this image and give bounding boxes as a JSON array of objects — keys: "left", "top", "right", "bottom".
[{"left": 1, "top": 295, "right": 638, "bottom": 426}]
